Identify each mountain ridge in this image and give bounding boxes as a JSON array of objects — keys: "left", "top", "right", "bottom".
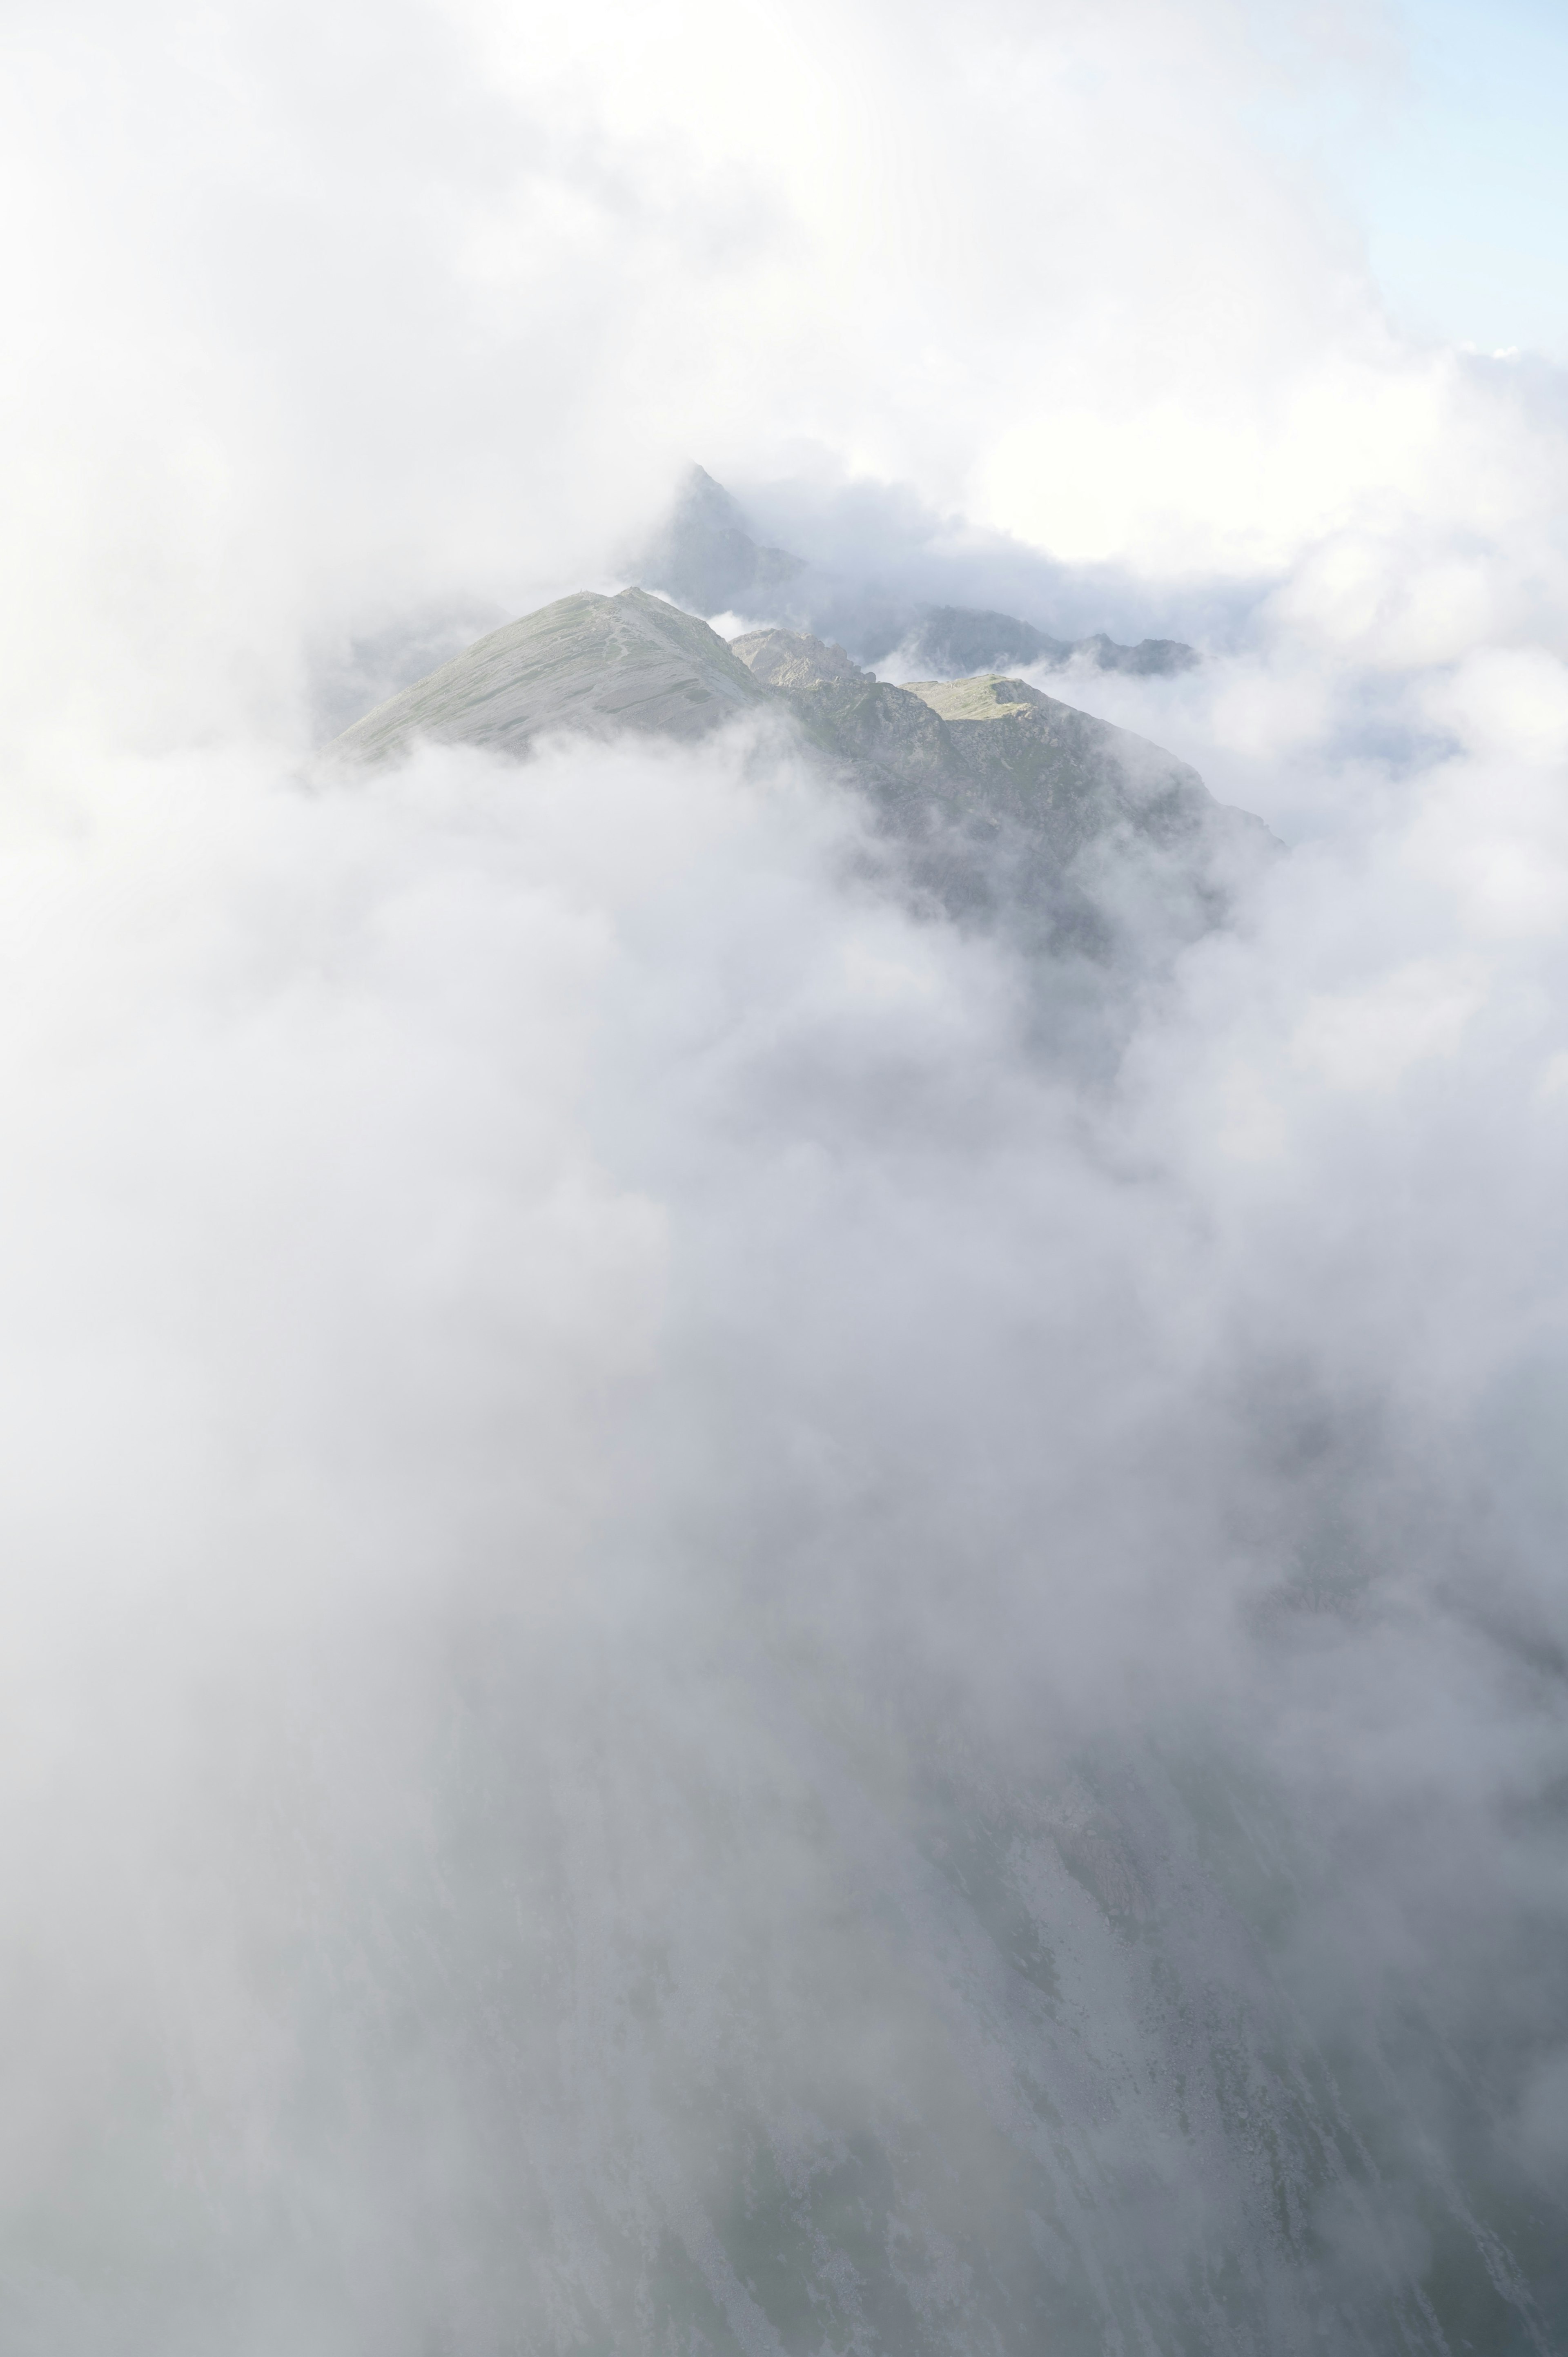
[{"left": 328, "top": 589, "right": 1273, "bottom": 977}]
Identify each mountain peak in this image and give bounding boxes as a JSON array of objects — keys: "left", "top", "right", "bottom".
[
  {"left": 635, "top": 467, "right": 1200, "bottom": 678},
  {"left": 329, "top": 586, "right": 770, "bottom": 764}
]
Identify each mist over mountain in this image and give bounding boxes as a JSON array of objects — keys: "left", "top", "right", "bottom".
[
  {"left": 7, "top": 1, "right": 1568, "bottom": 2353},
  {"left": 639, "top": 467, "right": 1203, "bottom": 677},
  {"left": 329, "top": 584, "right": 1271, "bottom": 1066},
  {"left": 271, "top": 564, "right": 1568, "bottom": 2355}
]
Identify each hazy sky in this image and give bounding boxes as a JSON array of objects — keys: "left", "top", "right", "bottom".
[{"left": 1355, "top": 0, "right": 1568, "bottom": 358}]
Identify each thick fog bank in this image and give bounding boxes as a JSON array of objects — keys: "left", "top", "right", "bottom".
[
  {"left": 0, "top": 696, "right": 1562, "bottom": 2351},
  {"left": 7, "top": 0, "right": 1568, "bottom": 2344}
]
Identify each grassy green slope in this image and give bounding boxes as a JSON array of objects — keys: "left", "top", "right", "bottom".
[{"left": 330, "top": 587, "right": 772, "bottom": 763}]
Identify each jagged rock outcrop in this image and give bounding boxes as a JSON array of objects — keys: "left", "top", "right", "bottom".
[{"left": 636, "top": 464, "right": 808, "bottom": 618}]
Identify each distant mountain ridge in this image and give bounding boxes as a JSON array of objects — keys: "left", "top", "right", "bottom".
[{"left": 638, "top": 466, "right": 1200, "bottom": 678}]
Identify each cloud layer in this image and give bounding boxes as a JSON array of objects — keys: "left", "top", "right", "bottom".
[{"left": 3, "top": 0, "right": 1568, "bottom": 2346}]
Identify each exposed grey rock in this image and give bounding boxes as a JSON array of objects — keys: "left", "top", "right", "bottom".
[
  {"left": 637, "top": 465, "right": 807, "bottom": 619},
  {"left": 726, "top": 626, "right": 867, "bottom": 692}
]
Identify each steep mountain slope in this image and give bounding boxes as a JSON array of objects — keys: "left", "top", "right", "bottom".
[
  {"left": 330, "top": 586, "right": 771, "bottom": 763},
  {"left": 726, "top": 624, "right": 1274, "bottom": 963},
  {"left": 727, "top": 625, "right": 1231, "bottom": 850},
  {"left": 905, "top": 671, "right": 1227, "bottom": 863}
]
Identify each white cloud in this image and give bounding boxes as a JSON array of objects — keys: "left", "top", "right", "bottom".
[{"left": 3, "top": 0, "right": 1568, "bottom": 2343}]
